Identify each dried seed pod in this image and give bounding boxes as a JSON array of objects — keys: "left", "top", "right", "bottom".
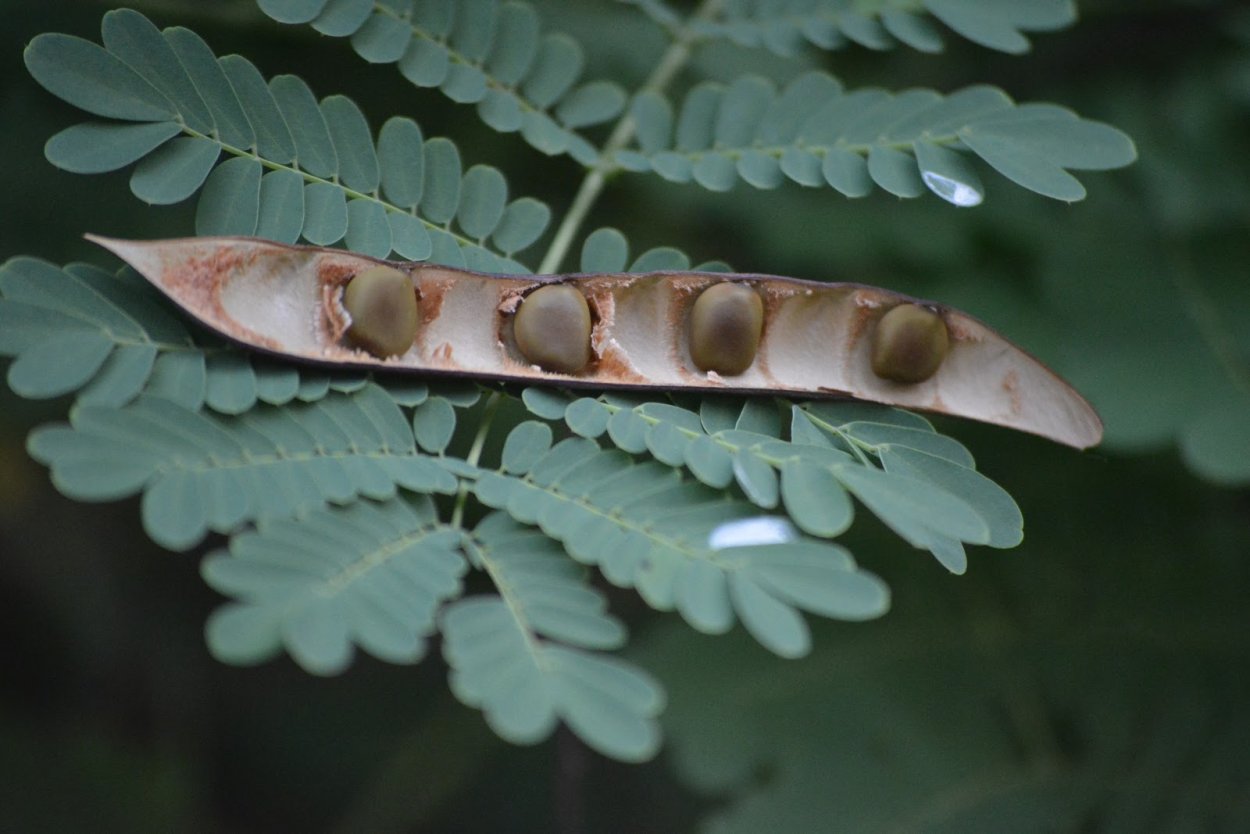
[
  {"left": 871, "top": 303, "right": 950, "bottom": 384},
  {"left": 342, "top": 266, "right": 419, "bottom": 358},
  {"left": 513, "top": 284, "right": 592, "bottom": 374},
  {"left": 89, "top": 236, "right": 1106, "bottom": 449},
  {"left": 689, "top": 282, "right": 764, "bottom": 376}
]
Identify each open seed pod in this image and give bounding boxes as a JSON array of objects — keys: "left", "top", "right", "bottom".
[{"left": 87, "top": 235, "right": 1103, "bottom": 449}]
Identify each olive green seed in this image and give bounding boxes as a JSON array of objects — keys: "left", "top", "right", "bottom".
[
  {"left": 871, "top": 303, "right": 950, "bottom": 384},
  {"left": 342, "top": 265, "right": 419, "bottom": 358},
  {"left": 514, "top": 284, "right": 593, "bottom": 374},
  {"left": 688, "top": 283, "right": 764, "bottom": 376}
]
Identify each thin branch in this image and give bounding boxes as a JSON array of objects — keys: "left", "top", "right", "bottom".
[
  {"left": 449, "top": 391, "right": 502, "bottom": 529},
  {"left": 537, "top": 0, "right": 726, "bottom": 274}
]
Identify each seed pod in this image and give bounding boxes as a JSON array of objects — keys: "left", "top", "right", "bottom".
[
  {"left": 514, "top": 284, "right": 593, "bottom": 374},
  {"left": 91, "top": 235, "right": 1106, "bottom": 449},
  {"left": 689, "top": 282, "right": 764, "bottom": 376},
  {"left": 342, "top": 266, "right": 419, "bottom": 358},
  {"left": 871, "top": 303, "right": 949, "bottom": 384}
]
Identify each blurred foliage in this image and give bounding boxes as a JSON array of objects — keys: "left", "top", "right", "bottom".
[{"left": 2, "top": 0, "right": 1248, "bottom": 830}]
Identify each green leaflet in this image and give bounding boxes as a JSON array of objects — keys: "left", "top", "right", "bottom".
[
  {"left": 26, "top": 387, "right": 458, "bottom": 550},
  {"left": 101, "top": 8, "right": 214, "bottom": 134},
  {"left": 351, "top": 9, "right": 412, "bottom": 64},
  {"left": 501, "top": 420, "right": 553, "bottom": 474},
  {"left": 259, "top": 0, "right": 624, "bottom": 164},
  {"left": 302, "top": 183, "right": 349, "bottom": 244},
  {"left": 467, "top": 438, "right": 890, "bottom": 657},
  {"left": 24, "top": 32, "right": 175, "bottom": 122},
  {"left": 255, "top": 169, "right": 306, "bottom": 243},
  {"left": 566, "top": 396, "right": 1017, "bottom": 571},
  {"left": 27, "top": 11, "right": 550, "bottom": 269},
  {"left": 269, "top": 74, "right": 338, "bottom": 179},
  {"left": 412, "top": 396, "right": 457, "bottom": 453},
  {"left": 520, "top": 387, "right": 574, "bottom": 420},
  {"left": 195, "top": 157, "right": 262, "bottom": 236},
  {"left": 321, "top": 94, "right": 379, "bottom": 193},
  {"left": 258, "top": 0, "right": 329, "bottom": 25},
  {"left": 681, "top": 0, "right": 1076, "bottom": 57},
  {"left": 203, "top": 494, "right": 466, "bottom": 674},
  {"left": 491, "top": 198, "right": 550, "bottom": 256},
  {"left": 0, "top": 257, "right": 394, "bottom": 416},
  {"left": 0, "top": 259, "right": 182, "bottom": 406},
  {"left": 376, "top": 116, "right": 424, "bottom": 208},
  {"left": 220, "top": 54, "right": 297, "bottom": 164},
  {"left": 45, "top": 121, "right": 181, "bottom": 175},
  {"left": 579, "top": 228, "right": 630, "bottom": 273},
  {"left": 618, "top": 71, "right": 1133, "bottom": 203},
  {"left": 457, "top": 165, "right": 508, "bottom": 241},
  {"left": 129, "top": 137, "right": 220, "bottom": 205},
  {"left": 630, "top": 246, "right": 690, "bottom": 273},
  {"left": 165, "top": 26, "right": 254, "bottom": 149},
  {"left": 420, "top": 137, "right": 463, "bottom": 225},
  {"left": 443, "top": 513, "right": 661, "bottom": 761},
  {"left": 312, "top": 0, "right": 373, "bottom": 38},
  {"left": 345, "top": 199, "right": 393, "bottom": 258}
]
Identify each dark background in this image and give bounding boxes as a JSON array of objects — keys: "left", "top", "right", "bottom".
[{"left": 2, "top": 1, "right": 1248, "bottom": 831}]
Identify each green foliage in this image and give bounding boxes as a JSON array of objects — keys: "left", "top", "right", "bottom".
[
  {"left": 444, "top": 514, "right": 663, "bottom": 761},
  {"left": 682, "top": 0, "right": 1076, "bottom": 56},
  {"left": 640, "top": 460, "right": 1250, "bottom": 832},
  {"left": 616, "top": 72, "right": 1134, "bottom": 203},
  {"left": 203, "top": 494, "right": 466, "bottom": 673},
  {"left": 5, "top": 0, "right": 1170, "bottom": 768},
  {"left": 25, "top": 10, "right": 551, "bottom": 271},
  {"left": 0, "top": 257, "right": 375, "bottom": 413},
  {"left": 257, "top": 0, "right": 627, "bottom": 163}
]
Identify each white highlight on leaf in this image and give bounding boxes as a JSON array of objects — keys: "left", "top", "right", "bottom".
[
  {"left": 707, "top": 516, "right": 799, "bottom": 550},
  {"left": 922, "top": 171, "right": 983, "bottom": 207}
]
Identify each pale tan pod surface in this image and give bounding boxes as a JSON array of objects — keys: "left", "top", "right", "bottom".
[{"left": 87, "top": 235, "right": 1103, "bottom": 449}]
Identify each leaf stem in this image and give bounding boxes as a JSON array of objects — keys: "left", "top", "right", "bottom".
[
  {"left": 450, "top": 391, "right": 502, "bottom": 528},
  {"left": 536, "top": 0, "right": 726, "bottom": 274}
]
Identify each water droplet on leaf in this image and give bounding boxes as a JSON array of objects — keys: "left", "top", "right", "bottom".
[
  {"left": 922, "top": 171, "right": 983, "bottom": 207},
  {"left": 707, "top": 516, "right": 799, "bottom": 550}
]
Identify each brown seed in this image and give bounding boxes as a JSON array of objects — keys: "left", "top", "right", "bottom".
[
  {"left": 871, "top": 303, "right": 950, "bottom": 384},
  {"left": 342, "top": 266, "right": 419, "bottom": 358},
  {"left": 688, "top": 283, "right": 764, "bottom": 376},
  {"left": 514, "top": 284, "right": 592, "bottom": 374}
]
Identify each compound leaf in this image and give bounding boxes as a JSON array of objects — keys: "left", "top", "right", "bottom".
[
  {"left": 619, "top": 73, "right": 1134, "bottom": 203},
  {"left": 204, "top": 494, "right": 466, "bottom": 673},
  {"left": 27, "top": 12, "right": 549, "bottom": 269},
  {"left": 443, "top": 515, "right": 662, "bottom": 760}
]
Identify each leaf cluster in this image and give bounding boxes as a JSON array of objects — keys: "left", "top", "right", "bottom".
[
  {"left": 258, "top": 0, "right": 627, "bottom": 162},
  {"left": 617, "top": 72, "right": 1134, "bottom": 203},
  {"left": 1, "top": 251, "right": 1019, "bottom": 758},
  {"left": 684, "top": 0, "right": 1076, "bottom": 57},
  {"left": 641, "top": 451, "right": 1250, "bottom": 831},
  {"left": 26, "top": 9, "right": 551, "bottom": 271},
  {"left": 4, "top": 0, "right": 1147, "bottom": 763}
]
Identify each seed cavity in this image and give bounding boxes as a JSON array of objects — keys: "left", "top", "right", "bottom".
[
  {"left": 341, "top": 265, "right": 419, "bottom": 358},
  {"left": 688, "top": 282, "right": 764, "bottom": 376},
  {"left": 513, "top": 284, "right": 593, "bottom": 374},
  {"left": 871, "top": 303, "right": 950, "bottom": 384}
]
